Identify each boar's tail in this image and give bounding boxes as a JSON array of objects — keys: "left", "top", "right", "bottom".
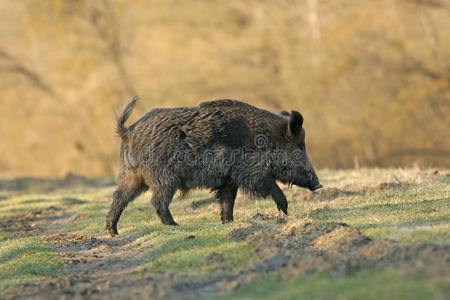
[{"left": 116, "top": 96, "right": 140, "bottom": 140}]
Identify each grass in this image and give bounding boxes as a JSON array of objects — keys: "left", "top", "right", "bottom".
[
  {"left": 0, "top": 234, "right": 63, "bottom": 289},
  {"left": 304, "top": 173, "right": 450, "bottom": 244},
  {"left": 0, "top": 168, "right": 449, "bottom": 298},
  {"left": 212, "top": 271, "right": 447, "bottom": 300}
]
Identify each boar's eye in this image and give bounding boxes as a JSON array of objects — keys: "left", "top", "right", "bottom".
[{"left": 298, "top": 143, "right": 305, "bottom": 151}]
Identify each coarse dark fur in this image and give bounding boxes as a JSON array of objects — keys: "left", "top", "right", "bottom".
[{"left": 106, "top": 97, "right": 322, "bottom": 237}]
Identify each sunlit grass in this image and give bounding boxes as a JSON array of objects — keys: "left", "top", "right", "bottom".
[
  {"left": 302, "top": 173, "right": 450, "bottom": 244},
  {"left": 0, "top": 236, "right": 63, "bottom": 291}
]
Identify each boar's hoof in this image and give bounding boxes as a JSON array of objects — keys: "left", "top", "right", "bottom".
[
  {"left": 162, "top": 220, "right": 178, "bottom": 226},
  {"left": 106, "top": 221, "right": 118, "bottom": 237},
  {"left": 221, "top": 218, "right": 234, "bottom": 224},
  {"left": 277, "top": 204, "right": 288, "bottom": 216}
]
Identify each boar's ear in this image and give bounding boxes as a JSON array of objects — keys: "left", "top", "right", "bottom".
[
  {"left": 279, "top": 110, "right": 290, "bottom": 117},
  {"left": 287, "top": 110, "right": 303, "bottom": 137}
]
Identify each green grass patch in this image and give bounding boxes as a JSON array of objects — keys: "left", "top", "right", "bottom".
[
  {"left": 0, "top": 193, "right": 93, "bottom": 218},
  {"left": 0, "top": 236, "right": 63, "bottom": 291},
  {"left": 142, "top": 227, "right": 255, "bottom": 275},
  {"left": 212, "top": 271, "right": 447, "bottom": 300}
]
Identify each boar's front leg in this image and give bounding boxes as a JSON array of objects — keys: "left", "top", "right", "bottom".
[
  {"left": 271, "top": 182, "right": 288, "bottom": 215},
  {"left": 217, "top": 184, "right": 238, "bottom": 223},
  {"left": 260, "top": 178, "right": 288, "bottom": 215},
  {"left": 151, "top": 186, "right": 178, "bottom": 225}
]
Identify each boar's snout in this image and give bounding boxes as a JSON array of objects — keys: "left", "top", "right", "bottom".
[
  {"left": 307, "top": 172, "right": 323, "bottom": 191},
  {"left": 309, "top": 183, "right": 323, "bottom": 191}
]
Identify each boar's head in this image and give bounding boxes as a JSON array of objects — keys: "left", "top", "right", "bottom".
[{"left": 271, "top": 110, "right": 322, "bottom": 191}]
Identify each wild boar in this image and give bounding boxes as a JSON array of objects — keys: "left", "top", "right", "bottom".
[{"left": 106, "top": 97, "right": 322, "bottom": 237}]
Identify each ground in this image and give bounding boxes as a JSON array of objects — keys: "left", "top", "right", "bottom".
[{"left": 0, "top": 168, "right": 449, "bottom": 299}]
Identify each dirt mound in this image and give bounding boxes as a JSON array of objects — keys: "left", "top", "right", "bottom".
[
  {"left": 360, "top": 240, "right": 396, "bottom": 260},
  {"left": 230, "top": 212, "right": 288, "bottom": 242},
  {"left": 283, "top": 221, "right": 355, "bottom": 244},
  {"left": 311, "top": 225, "right": 372, "bottom": 258},
  {"left": 229, "top": 224, "right": 264, "bottom": 241},
  {"left": 228, "top": 220, "right": 450, "bottom": 283}
]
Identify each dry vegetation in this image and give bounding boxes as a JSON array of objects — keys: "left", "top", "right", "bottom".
[{"left": 0, "top": 0, "right": 449, "bottom": 178}]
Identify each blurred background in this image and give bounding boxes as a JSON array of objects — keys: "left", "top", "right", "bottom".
[{"left": 0, "top": 0, "right": 449, "bottom": 179}]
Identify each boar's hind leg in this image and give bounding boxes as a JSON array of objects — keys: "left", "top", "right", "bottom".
[
  {"left": 106, "top": 184, "right": 148, "bottom": 237},
  {"left": 151, "top": 187, "right": 177, "bottom": 226},
  {"left": 217, "top": 184, "right": 238, "bottom": 223}
]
